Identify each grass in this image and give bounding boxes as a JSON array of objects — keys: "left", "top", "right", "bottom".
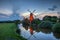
[{"left": 0, "top": 23, "right": 27, "bottom": 40}]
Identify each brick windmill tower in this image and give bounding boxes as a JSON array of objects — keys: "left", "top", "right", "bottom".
[{"left": 28, "top": 9, "right": 36, "bottom": 23}]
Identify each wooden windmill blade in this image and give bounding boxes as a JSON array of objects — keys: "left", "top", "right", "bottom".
[{"left": 32, "top": 10, "right": 36, "bottom": 13}]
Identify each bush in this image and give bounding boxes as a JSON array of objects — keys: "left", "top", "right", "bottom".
[
  {"left": 53, "top": 32, "right": 60, "bottom": 39},
  {"left": 38, "top": 21, "right": 53, "bottom": 29},
  {"left": 22, "top": 18, "right": 29, "bottom": 27},
  {"left": 43, "top": 16, "right": 52, "bottom": 21},
  {"left": 14, "top": 20, "right": 21, "bottom": 24},
  {"left": 58, "top": 18, "right": 60, "bottom": 22},
  {"left": 40, "top": 28, "right": 52, "bottom": 34},
  {"left": 51, "top": 16, "right": 58, "bottom": 23},
  {"left": 43, "top": 16, "right": 58, "bottom": 23},
  {"left": 52, "top": 23, "right": 60, "bottom": 33},
  {"left": 30, "top": 19, "right": 41, "bottom": 30},
  {"left": 32, "top": 19, "right": 41, "bottom": 24}
]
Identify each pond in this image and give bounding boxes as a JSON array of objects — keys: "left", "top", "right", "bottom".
[{"left": 18, "top": 24, "right": 60, "bottom": 40}]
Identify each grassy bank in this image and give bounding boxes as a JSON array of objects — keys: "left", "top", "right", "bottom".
[{"left": 0, "top": 23, "right": 27, "bottom": 40}]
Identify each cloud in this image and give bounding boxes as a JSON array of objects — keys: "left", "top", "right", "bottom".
[
  {"left": 0, "top": 9, "right": 13, "bottom": 16},
  {"left": 37, "top": 12, "right": 59, "bottom": 20},
  {"left": 19, "top": 12, "right": 39, "bottom": 18}
]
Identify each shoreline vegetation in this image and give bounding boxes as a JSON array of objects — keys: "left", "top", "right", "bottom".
[
  {"left": 0, "top": 15, "right": 60, "bottom": 40},
  {"left": 0, "top": 20, "right": 27, "bottom": 40}
]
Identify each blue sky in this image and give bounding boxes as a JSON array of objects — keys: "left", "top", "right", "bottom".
[
  {"left": 0, "top": 0, "right": 60, "bottom": 11},
  {"left": 0, "top": 0, "right": 60, "bottom": 21}
]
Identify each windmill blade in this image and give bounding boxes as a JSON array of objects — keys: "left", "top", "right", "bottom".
[
  {"left": 33, "top": 35, "right": 40, "bottom": 40},
  {"left": 32, "top": 10, "right": 36, "bottom": 13},
  {"left": 27, "top": 9, "right": 31, "bottom": 13}
]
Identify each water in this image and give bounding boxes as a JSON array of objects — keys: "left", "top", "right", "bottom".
[{"left": 18, "top": 24, "right": 60, "bottom": 40}]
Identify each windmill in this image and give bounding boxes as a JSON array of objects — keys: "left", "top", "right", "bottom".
[
  {"left": 28, "top": 9, "right": 36, "bottom": 17},
  {"left": 27, "top": 9, "right": 36, "bottom": 34},
  {"left": 28, "top": 9, "right": 36, "bottom": 22},
  {"left": 22, "top": 10, "right": 40, "bottom": 40},
  {"left": 27, "top": 9, "right": 40, "bottom": 35}
]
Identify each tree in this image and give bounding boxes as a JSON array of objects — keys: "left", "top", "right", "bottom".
[
  {"left": 22, "top": 18, "right": 30, "bottom": 30},
  {"left": 51, "top": 16, "right": 58, "bottom": 23},
  {"left": 43, "top": 15, "right": 52, "bottom": 22},
  {"left": 58, "top": 18, "right": 60, "bottom": 22},
  {"left": 52, "top": 23, "right": 60, "bottom": 33},
  {"left": 43, "top": 16, "right": 58, "bottom": 23},
  {"left": 31, "top": 18, "right": 41, "bottom": 30},
  {"left": 14, "top": 20, "right": 21, "bottom": 25},
  {"left": 38, "top": 21, "right": 53, "bottom": 29}
]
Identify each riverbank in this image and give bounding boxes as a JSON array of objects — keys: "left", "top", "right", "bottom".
[{"left": 0, "top": 22, "right": 27, "bottom": 40}]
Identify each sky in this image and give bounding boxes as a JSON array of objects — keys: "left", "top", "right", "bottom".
[{"left": 0, "top": 0, "right": 60, "bottom": 21}]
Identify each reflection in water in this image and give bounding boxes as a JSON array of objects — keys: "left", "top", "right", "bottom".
[
  {"left": 29, "top": 27, "right": 34, "bottom": 35},
  {"left": 40, "top": 28, "right": 52, "bottom": 34},
  {"left": 18, "top": 24, "right": 60, "bottom": 40},
  {"left": 53, "top": 32, "right": 60, "bottom": 39}
]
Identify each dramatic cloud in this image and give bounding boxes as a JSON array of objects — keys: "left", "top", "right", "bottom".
[
  {"left": 0, "top": 9, "right": 13, "bottom": 16},
  {"left": 37, "top": 12, "right": 60, "bottom": 20}
]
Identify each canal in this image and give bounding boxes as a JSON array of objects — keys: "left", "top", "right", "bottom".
[{"left": 18, "top": 24, "right": 60, "bottom": 40}]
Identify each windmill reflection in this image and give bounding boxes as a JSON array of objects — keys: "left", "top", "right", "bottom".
[
  {"left": 22, "top": 9, "right": 41, "bottom": 35},
  {"left": 22, "top": 10, "right": 41, "bottom": 40}
]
